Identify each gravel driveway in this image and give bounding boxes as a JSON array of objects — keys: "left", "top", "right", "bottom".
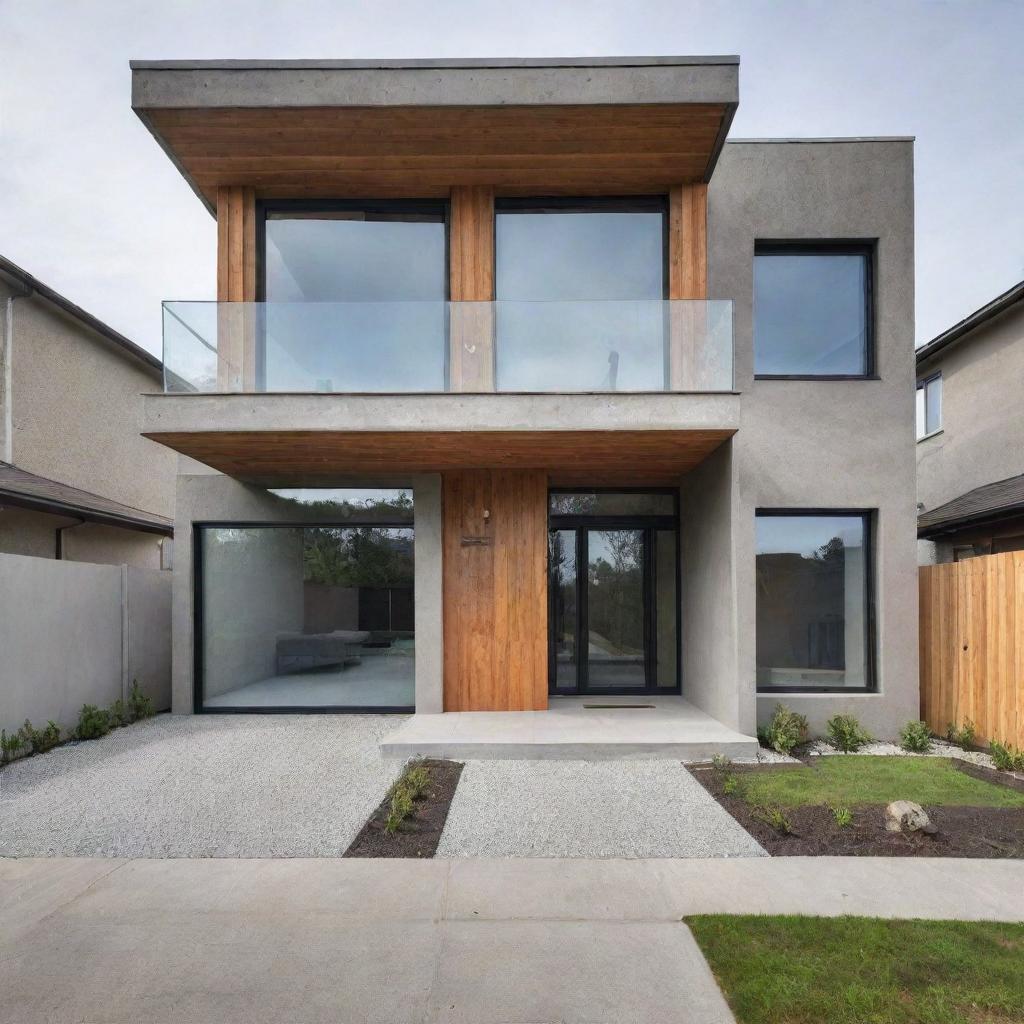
[
  {"left": 437, "top": 759, "right": 767, "bottom": 858},
  {"left": 0, "top": 714, "right": 405, "bottom": 858}
]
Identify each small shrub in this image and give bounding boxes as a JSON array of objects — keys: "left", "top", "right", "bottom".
[
  {"left": 762, "top": 704, "right": 809, "bottom": 755},
  {"left": 108, "top": 699, "right": 131, "bottom": 728},
  {"left": 76, "top": 705, "right": 111, "bottom": 741},
  {"left": 18, "top": 719, "right": 61, "bottom": 754},
  {"left": 754, "top": 804, "right": 793, "bottom": 835},
  {"left": 826, "top": 714, "right": 872, "bottom": 753},
  {"left": 711, "top": 753, "right": 732, "bottom": 773},
  {"left": 989, "top": 740, "right": 1024, "bottom": 773},
  {"left": 384, "top": 788, "right": 414, "bottom": 834},
  {"left": 830, "top": 804, "right": 853, "bottom": 828},
  {"left": 403, "top": 762, "right": 431, "bottom": 798},
  {"left": 946, "top": 720, "right": 976, "bottom": 748},
  {"left": 127, "top": 681, "right": 154, "bottom": 721},
  {"left": 899, "top": 720, "right": 932, "bottom": 754},
  {"left": 1, "top": 728, "right": 25, "bottom": 764},
  {"left": 383, "top": 760, "right": 433, "bottom": 834},
  {"left": 722, "top": 774, "right": 740, "bottom": 796}
]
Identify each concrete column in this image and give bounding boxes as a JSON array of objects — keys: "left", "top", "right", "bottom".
[{"left": 413, "top": 473, "right": 444, "bottom": 713}]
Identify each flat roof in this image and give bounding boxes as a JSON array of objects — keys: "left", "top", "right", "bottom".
[{"left": 130, "top": 56, "right": 739, "bottom": 70}]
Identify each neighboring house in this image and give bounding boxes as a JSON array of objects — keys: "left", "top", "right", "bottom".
[
  {"left": 132, "top": 56, "right": 917, "bottom": 743},
  {"left": 0, "top": 255, "right": 175, "bottom": 567},
  {"left": 916, "top": 280, "right": 1024, "bottom": 562}
]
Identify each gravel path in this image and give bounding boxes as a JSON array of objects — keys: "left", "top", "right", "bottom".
[
  {"left": 436, "top": 759, "right": 767, "bottom": 858},
  {"left": 0, "top": 714, "right": 406, "bottom": 858}
]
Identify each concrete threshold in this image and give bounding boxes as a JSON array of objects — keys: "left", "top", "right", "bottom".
[{"left": 380, "top": 695, "right": 759, "bottom": 760}]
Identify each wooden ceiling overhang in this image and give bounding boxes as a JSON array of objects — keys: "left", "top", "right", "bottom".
[{"left": 131, "top": 57, "right": 739, "bottom": 208}]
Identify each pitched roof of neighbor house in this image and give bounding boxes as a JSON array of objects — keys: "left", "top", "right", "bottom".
[
  {"left": 0, "top": 461, "right": 173, "bottom": 536},
  {"left": 918, "top": 472, "right": 1024, "bottom": 539},
  {"left": 0, "top": 255, "right": 161, "bottom": 377},
  {"left": 916, "top": 278, "right": 1024, "bottom": 369}
]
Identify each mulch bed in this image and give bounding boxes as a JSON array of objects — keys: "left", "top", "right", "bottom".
[
  {"left": 689, "top": 760, "right": 1024, "bottom": 858},
  {"left": 345, "top": 759, "right": 463, "bottom": 858}
]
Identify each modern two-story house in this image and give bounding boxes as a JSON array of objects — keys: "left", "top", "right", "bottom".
[{"left": 132, "top": 56, "right": 918, "bottom": 754}]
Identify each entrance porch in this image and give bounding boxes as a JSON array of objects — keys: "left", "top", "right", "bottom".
[{"left": 380, "top": 695, "right": 758, "bottom": 761}]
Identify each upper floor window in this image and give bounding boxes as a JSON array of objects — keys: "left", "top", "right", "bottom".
[
  {"left": 916, "top": 373, "right": 942, "bottom": 439},
  {"left": 754, "top": 243, "right": 874, "bottom": 378},
  {"left": 494, "top": 198, "right": 667, "bottom": 391}
]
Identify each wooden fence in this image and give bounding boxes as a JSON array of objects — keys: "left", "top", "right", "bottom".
[{"left": 919, "top": 550, "right": 1024, "bottom": 748}]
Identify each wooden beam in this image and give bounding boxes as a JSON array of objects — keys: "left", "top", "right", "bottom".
[
  {"left": 215, "top": 187, "right": 257, "bottom": 390},
  {"left": 449, "top": 186, "right": 495, "bottom": 392},
  {"left": 668, "top": 183, "right": 707, "bottom": 299}
]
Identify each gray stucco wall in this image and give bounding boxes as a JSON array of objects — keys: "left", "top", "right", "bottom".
[
  {"left": 710, "top": 140, "right": 919, "bottom": 738},
  {"left": 0, "top": 553, "right": 171, "bottom": 737},
  {"left": 170, "top": 462, "right": 440, "bottom": 714},
  {"left": 916, "top": 303, "right": 1024, "bottom": 514}
]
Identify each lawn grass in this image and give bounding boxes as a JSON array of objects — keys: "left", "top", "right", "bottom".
[
  {"left": 687, "top": 915, "right": 1024, "bottom": 1024},
  {"left": 739, "top": 756, "right": 1024, "bottom": 809}
]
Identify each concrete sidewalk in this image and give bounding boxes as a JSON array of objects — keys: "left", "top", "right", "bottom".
[{"left": 2, "top": 857, "right": 1023, "bottom": 1024}]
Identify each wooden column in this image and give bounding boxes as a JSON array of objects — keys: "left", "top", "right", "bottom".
[
  {"left": 215, "top": 186, "right": 257, "bottom": 390},
  {"left": 448, "top": 186, "right": 495, "bottom": 392},
  {"left": 443, "top": 469, "right": 548, "bottom": 711},
  {"left": 667, "top": 184, "right": 710, "bottom": 391}
]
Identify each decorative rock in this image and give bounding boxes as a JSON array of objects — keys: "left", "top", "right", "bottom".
[{"left": 885, "top": 800, "right": 937, "bottom": 834}]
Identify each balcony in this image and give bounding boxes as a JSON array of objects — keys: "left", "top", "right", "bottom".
[{"left": 162, "top": 300, "right": 734, "bottom": 395}]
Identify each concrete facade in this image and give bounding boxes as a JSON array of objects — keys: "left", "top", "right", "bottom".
[{"left": 0, "top": 271, "right": 176, "bottom": 569}]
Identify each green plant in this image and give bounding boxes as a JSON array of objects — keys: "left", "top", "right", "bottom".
[
  {"left": 384, "top": 788, "right": 414, "bottom": 834},
  {"left": 383, "top": 760, "right": 433, "bottom": 834},
  {"left": 761, "top": 704, "right": 809, "bottom": 755},
  {"left": 711, "top": 753, "right": 732, "bottom": 773},
  {"left": 989, "top": 740, "right": 1024, "bottom": 773},
  {"left": 826, "top": 714, "right": 872, "bottom": 753},
  {"left": 754, "top": 804, "right": 793, "bottom": 835},
  {"left": 18, "top": 719, "right": 61, "bottom": 754},
  {"left": 108, "top": 699, "right": 131, "bottom": 728},
  {"left": 722, "top": 774, "right": 740, "bottom": 796},
  {"left": 898, "top": 720, "right": 932, "bottom": 754},
  {"left": 127, "top": 681, "right": 154, "bottom": 720},
  {"left": 76, "top": 705, "right": 112, "bottom": 741},
  {"left": 946, "top": 719, "right": 976, "bottom": 748},
  {"left": 830, "top": 803, "right": 853, "bottom": 827},
  {"left": 1, "top": 728, "right": 25, "bottom": 764}
]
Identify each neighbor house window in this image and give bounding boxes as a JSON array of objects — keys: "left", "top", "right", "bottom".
[
  {"left": 259, "top": 201, "right": 447, "bottom": 392},
  {"left": 494, "top": 198, "right": 667, "bottom": 391},
  {"left": 754, "top": 243, "right": 873, "bottom": 377},
  {"left": 755, "top": 511, "right": 874, "bottom": 692},
  {"left": 916, "top": 373, "right": 942, "bottom": 439},
  {"left": 195, "top": 490, "right": 414, "bottom": 711}
]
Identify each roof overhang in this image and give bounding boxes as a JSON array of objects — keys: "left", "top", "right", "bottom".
[
  {"left": 130, "top": 56, "right": 739, "bottom": 211},
  {"left": 917, "top": 472, "right": 1024, "bottom": 540}
]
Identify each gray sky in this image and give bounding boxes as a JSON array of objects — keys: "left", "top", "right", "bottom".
[{"left": 2, "top": 0, "right": 1022, "bottom": 358}]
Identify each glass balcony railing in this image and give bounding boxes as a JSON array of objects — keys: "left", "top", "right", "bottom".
[{"left": 162, "top": 300, "right": 734, "bottom": 395}]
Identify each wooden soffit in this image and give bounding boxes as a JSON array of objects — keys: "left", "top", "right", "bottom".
[{"left": 142, "top": 429, "right": 735, "bottom": 486}]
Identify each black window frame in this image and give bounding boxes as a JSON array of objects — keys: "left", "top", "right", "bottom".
[
  {"left": 547, "top": 486, "right": 681, "bottom": 697},
  {"left": 753, "top": 240, "right": 877, "bottom": 381},
  {"left": 754, "top": 508, "right": 877, "bottom": 695},
  {"left": 192, "top": 518, "right": 416, "bottom": 715},
  {"left": 494, "top": 196, "right": 670, "bottom": 300},
  {"left": 916, "top": 371, "right": 943, "bottom": 440}
]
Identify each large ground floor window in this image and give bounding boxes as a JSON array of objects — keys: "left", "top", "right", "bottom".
[
  {"left": 755, "top": 510, "right": 875, "bottom": 692},
  {"left": 195, "top": 514, "right": 414, "bottom": 711}
]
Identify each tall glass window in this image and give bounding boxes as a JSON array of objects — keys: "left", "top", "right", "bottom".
[
  {"left": 754, "top": 244, "right": 873, "bottom": 377},
  {"left": 916, "top": 374, "right": 942, "bottom": 438},
  {"left": 755, "top": 511, "right": 874, "bottom": 691},
  {"left": 196, "top": 490, "right": 414, "bottom": 711},
  {"left": 260, "top": 202, "right": 447, "bottom": 392},
  {"left": 495, "top": 199, "right": 667, "bottom": 391}
]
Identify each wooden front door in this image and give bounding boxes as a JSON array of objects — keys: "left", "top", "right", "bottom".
[{"left": 442, "top": 469, "right": 548, "bottom": 711}]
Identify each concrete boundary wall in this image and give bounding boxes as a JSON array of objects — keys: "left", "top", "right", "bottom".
[{"left": 0, "top": 553, "right": 170, "bottom": 736}]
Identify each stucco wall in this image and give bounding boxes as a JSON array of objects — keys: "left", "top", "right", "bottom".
[
  {"left": 916, "top": 303, "right": 1024, "bottom": 514},
  {"left": 710, "top": 140, "right": 919, "bottom": 738},
  {"left": 8, "top": 293, "right": 175, "bottom": 523},
  {"left": 0, "top": 552, "right": 171, "bottom": 737}
]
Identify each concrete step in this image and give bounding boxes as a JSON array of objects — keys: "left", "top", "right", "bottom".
[{"left": 380, "top": 698, "right": 759, "bottom": 761}]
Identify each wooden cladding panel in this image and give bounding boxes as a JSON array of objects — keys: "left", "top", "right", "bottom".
[
  {"left": 919, "top": 552, "right": 1024, "bottom": 748},
  {"left": 449, "top": 186, "right": 495, "bottom": 392},
  {"left": 146, "top": 105, "right": 728, "bottom": 200},
  {"left": 668, "top": 183, "right": 707, "bottom": 300},
  {"left": 216, "top": 186, "right": 257, "bottom": 302},
  {"left": 141, "top": 429, "right": 735, "bottom": 485},
  {"left": 443, "top": 469, "right": 548, "bottom": 711}
]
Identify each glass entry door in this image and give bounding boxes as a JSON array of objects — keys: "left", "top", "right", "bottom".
[{"left": 549, "top": 517, "right": 678, "bottom": 695}]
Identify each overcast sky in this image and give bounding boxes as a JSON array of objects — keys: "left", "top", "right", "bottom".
[{"left": 2, "top": 0, "right": 1022, "bottom": 358}]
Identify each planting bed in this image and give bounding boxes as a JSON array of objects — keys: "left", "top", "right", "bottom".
[
  {"left": 690, "top": 756, "right": 1024, "bottom": 858},
  {"left": 345, "top": 758, "right": 463, "bottom": 858}
]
